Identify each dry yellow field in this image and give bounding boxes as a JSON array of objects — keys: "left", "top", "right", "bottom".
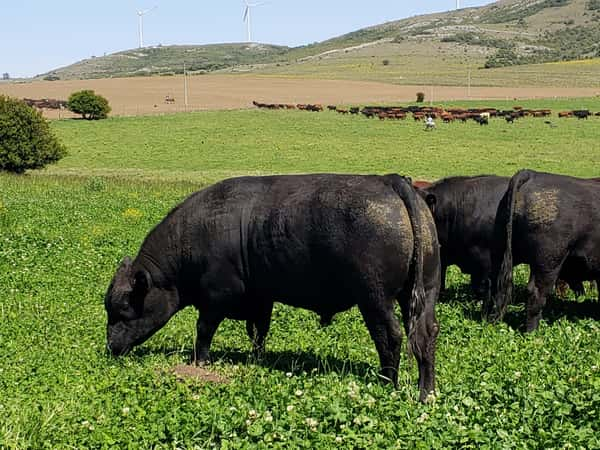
[{"left": 1, "top": 75, "right": 599, "bottom": 118}]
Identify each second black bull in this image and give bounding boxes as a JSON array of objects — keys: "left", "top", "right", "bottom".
[
  {"left": 417, "top": 175, "right": 595, "bottom": 300},
  {"left": 490, "top": 170, "right": 600, "bottom": 331},
  {"left": 104, "top": 174, "right": 441, "bottom": 401}
]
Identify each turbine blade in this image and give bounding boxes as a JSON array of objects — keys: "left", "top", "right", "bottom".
[
  {"left": 243, "top": 6, "right": 249, "bottom": 21},
  {"left": 141, "top": 5, "right": 158, "bottom": 15}
]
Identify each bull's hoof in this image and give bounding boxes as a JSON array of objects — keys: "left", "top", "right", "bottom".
[{"left": 192, "top": 354, "right": 210, "bottom": 366}]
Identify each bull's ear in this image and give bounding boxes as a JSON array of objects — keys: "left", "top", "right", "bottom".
[
  {"left": 133, "top": 269, "right": 152, "bottom": 297},
  {"left": 425, "top": 194, "right": 436, "bottom": 213}
]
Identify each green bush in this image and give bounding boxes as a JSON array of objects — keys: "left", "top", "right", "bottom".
[
  {"left": 0, "top": 95, "right": 67, "bottom": 174},
  {"left": 67, "top": 90, "right": 111, "bottom": 120}
]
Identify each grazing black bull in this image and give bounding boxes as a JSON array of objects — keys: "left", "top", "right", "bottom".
[
  {"left": 105, "top": 174, "right": 441, "bottom": 401},
  {"left": 488, "top": 170, "right": 600, "bottom": 331},
  {"left": 418, "top": 175, "right": 509, "bottom": 297},
  {"left": 418, "top": 175, "right": 593, "bottom": 300}
]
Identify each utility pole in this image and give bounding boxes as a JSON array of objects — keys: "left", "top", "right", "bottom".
[
  {"left": 183, "top": 61, "right": 189, "bottom": 110},
  {"left": 468, "top": 67, "right": 471, "bottom": 98}
]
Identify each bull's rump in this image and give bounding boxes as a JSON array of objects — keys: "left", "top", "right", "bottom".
[
  {"left": 181, "top": 174, "right": 418, "bottom": 313},
  {"left": 513, "top": 174, "right": 600, "bottom": 269}
]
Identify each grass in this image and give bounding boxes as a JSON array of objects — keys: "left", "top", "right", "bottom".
[
  {"left": 1, "top": 104, "right": 600, "bottom": 448},
  {"left": 48, "top": 98, "right": 600, "bottom": 183}
]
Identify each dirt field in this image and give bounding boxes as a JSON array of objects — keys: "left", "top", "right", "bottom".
[{"left": 1, "top": 75, "right": 599, "bottom": 118}]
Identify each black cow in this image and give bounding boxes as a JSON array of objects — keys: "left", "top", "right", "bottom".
[
  {"left": 573, "top": 110, "right": 590, "bottom": 120},
  {"left": 488, "top": 170, "right": 600, "bottom": 331},
  {"left": 105, "top": 174, "right": 441, "bottom": 401},
  {"left": 418, "top": 175, "right": 508, "bottom": 297},
  {"left": 419, "top": 175, "right": 590, "bottom": 300}
]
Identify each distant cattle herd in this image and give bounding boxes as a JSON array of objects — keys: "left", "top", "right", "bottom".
[
  {"left": 253, "top": 100, "right": 600, "bottom": 124},
  {"left": 22, "top": 98, "right": 68, "bottom": 110}
]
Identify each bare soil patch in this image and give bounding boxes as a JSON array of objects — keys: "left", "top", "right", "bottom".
[
  {"left": 1, "top": 75, "right": 599, "bottom": 119},
  {"left": 170, "top": 364, "right": 230, "bottom": 384}
]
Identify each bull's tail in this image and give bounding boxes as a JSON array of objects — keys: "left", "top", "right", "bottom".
[
  {"left": 489, "top": 169, "right": 532, "bottom": 321},
  {"left": 387, "top": 174, "right": 426, "bottom": 358}
]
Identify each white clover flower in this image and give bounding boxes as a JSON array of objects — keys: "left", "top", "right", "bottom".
[
  {"left": 286, "top": 372, "right": 293, "bottom": 378},
  {"left": 121, "top": 407, "right": 130, "bottom": 416},
  {"left": 286, "top": 405, "right": 294, "bottom": 412},
  {"left": 335, "top": 436, "right": 343, "bottom": 443},
  {"left": 264, "top": 411, "right": 273, "bottom": 422},
  {"left": 305, "top": 418, "right": 319, "bottom": 430},
  {"left": 416, "top": 412, "right": 429, "bottom": 424},
  {"left": 248, "top": 409, "right": 258, "bottom": 419},
  {"left": 295, "top": 389, "right": 304, "bottom": 397},
  {"left": 365, "top": 395, "right": 376, "bottom": 407}
]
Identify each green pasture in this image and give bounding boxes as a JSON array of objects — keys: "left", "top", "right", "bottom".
[
  {"left": 47, "top": 98, "right": 600, "bottom": 183},
  {"left": 1, "top": 102, "right": 600, "bottom": 448}
]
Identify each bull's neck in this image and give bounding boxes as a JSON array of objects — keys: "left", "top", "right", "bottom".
[{"left": 134, "top": 214, "right": 183, "bottom": 288}]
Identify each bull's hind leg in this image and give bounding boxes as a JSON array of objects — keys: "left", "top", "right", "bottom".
[
  {"left": 526, "top": 268, "right": 560, "bottom": 332},
  {"left": 358, "top": 299, "right": 402, "bottom": 387},
  {"left": 398, "top": 291, "right": 439, "bottom": 401}
]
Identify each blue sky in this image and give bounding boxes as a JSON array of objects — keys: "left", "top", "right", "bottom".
[{"left": 2, "top": 1, "right": 495, "bottom": 78}]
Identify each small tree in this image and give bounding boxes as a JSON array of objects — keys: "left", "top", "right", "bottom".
[
  {"left": 0, "top": 95, "right": 67, "bottom": 174},
  {"left": 416, "top": 92, "right": 425, "bottom": 103},
  {"left": 67, "top": 90, "right": 111, "bottom": 120}
]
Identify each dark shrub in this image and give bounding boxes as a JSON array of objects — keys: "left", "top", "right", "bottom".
[
  {"left": 67, "top": 90, "right": 111, "bottom": 120},
  {"left": 416, "top": 92, "right": 425, "bottom": 103},
  {"left": 0, "top": 95, "right": 67, "bottom": 174}
]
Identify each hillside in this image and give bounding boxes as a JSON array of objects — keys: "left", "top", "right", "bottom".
[
  {"left": 38, "top": 43, "right": 290, "bottom": 80},
  {"left": 37, "top": 0, "right": 600, "bottom": 83}
]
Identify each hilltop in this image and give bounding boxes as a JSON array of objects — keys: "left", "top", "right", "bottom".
[
  {"left": 38, "top": 43, "right": 290, "bottom": 80},
  {"left": 37, "top": 0, "right": 600, "bottom": 84}
]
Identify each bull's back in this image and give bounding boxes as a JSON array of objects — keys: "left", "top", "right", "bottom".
[
  {"left": 513, "top": 172, "right": 600, "bottom": 259},
  {"left": 189, "top": 175, "right": 413, "bottom": 309}
]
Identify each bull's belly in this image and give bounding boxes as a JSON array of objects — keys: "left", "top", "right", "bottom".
[{"left": 274, "top": 292, "right": 357, "bottom": 317}]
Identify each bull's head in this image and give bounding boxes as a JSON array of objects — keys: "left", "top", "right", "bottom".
[{"left": 104, "top": 257, "right": 179, "bottom": 357}]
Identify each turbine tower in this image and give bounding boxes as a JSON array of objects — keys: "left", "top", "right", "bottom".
[
  {"left": 243, "top": 1, "right": 268, "bottom": 43},
  {"left": 137, "top": 5, "right": 157, "bottom": 48},
  {"left": 456, "top": 0, "right": 460, "bottom": 9}
]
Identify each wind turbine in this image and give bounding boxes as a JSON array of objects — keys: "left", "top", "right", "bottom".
[
  {"left": 243, "top": 1, "right": 268, "bottom": 43},
  {"left": 137, "top": 5, "right": 157, "bottom": 48},
  {"left": 456, "top": 0, "right": 460, "bottom": 9}
]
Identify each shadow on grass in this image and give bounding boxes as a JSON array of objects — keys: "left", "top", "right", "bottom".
[
  {"left": 132, "top": 346, "right": 375, "bottom": 379},
  {"left": 439, "top": 283, "right": 599, "bottom": 331},
  {"left": 210, "top": 349, "right": 374, "bottom": 379}
]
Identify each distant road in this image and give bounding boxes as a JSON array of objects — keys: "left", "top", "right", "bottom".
[{"left": 1, "top": 75, "right": 598, "bottom": 118}]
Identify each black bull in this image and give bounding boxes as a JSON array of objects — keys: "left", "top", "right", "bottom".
[
  {"left": 418, "top": 175, "right": 598, "bottom": 301},
  {"left": 104, "top": 174, "right": 441, "bottom": 401},
  {"left": 489, "top": 170, "right": 600, "bottom": 331}
]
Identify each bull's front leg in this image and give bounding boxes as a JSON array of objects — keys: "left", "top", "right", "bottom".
[
  {"left": 246, "top": 302, "right": 274, "bottom": 357},
  {"left": 194, "top": 313, "right": 223, "bottom": 365}
]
